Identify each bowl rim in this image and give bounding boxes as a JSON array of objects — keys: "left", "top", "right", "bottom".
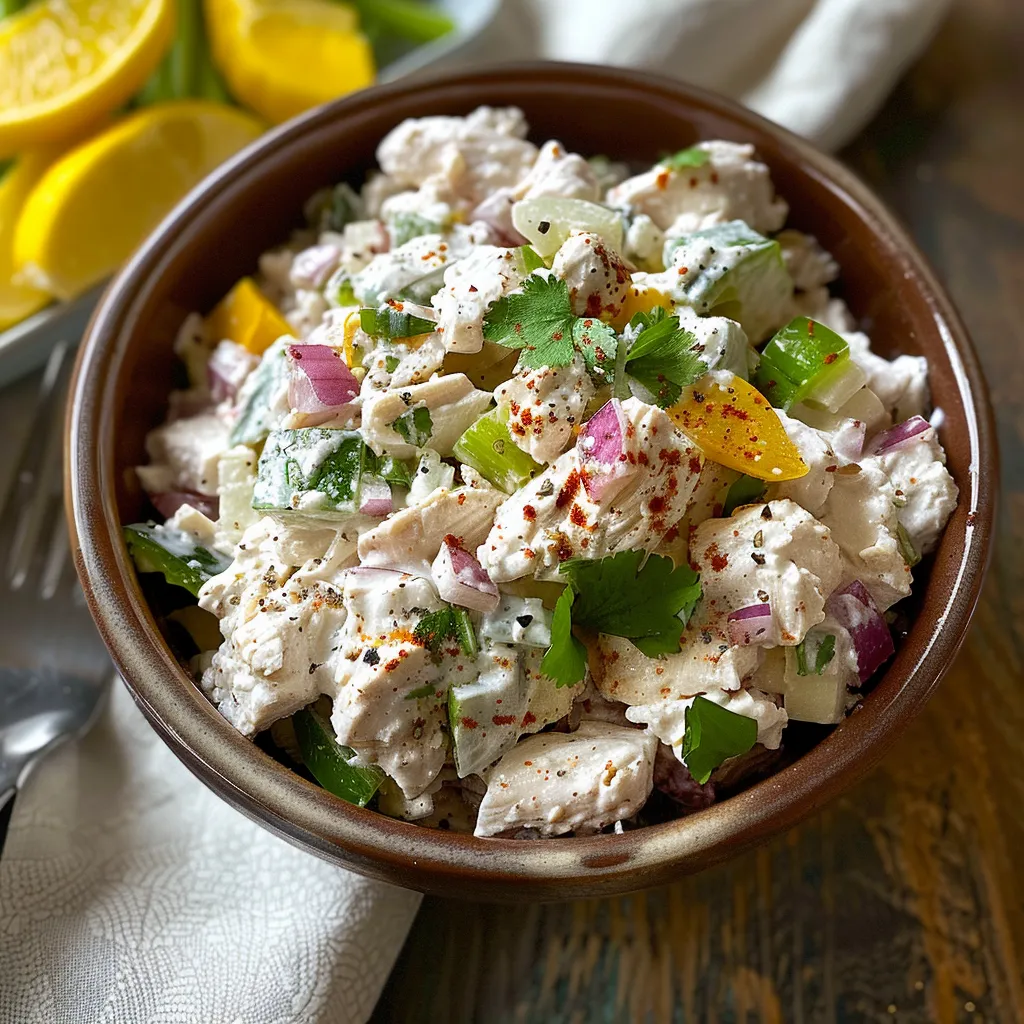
[{"left": 66, "top": 61, "right": 997, "bottom": 900}]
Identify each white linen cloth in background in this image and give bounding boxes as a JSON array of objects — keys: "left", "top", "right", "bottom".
[
  {"left": 0, "top": 1, "right": 951, "bottom": 1022},
  {"left": 448, "top": 0, "right": 953, "bottom": 151}
]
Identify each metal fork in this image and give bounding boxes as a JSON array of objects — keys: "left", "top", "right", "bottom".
[{"left": 0, "top": 343, "right": 111, "bottom": 850}]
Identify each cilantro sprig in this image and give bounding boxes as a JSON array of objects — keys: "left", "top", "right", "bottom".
[
  {"left": 539, "top": 550, "right": 703, "bottom": 687},
  {"left": 541, "top": 588, "right": 588, "bottom": 687},
  {"left": 483, "top": 274, "right": 617, "bottom": 381},
  {"left": 414, "top": 605, "right": 478, "bottom": 659},
  {"left": 681, "top": 696, "right": 758, "bottom": 784},
  {"left": 621, "top": 308, "right": 707, "bottom": 408},
  {"left": 391, "top": 406, "right": 433, "bottom": 447}
]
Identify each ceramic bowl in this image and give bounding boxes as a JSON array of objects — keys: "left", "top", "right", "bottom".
[{"left": 67, "top": 63, "right": 996, "bottom": 900}]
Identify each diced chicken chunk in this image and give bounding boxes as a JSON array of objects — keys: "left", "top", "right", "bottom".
[
  {"left": 358, "top": 485, "right": 505, "bottom": 576},
  {"left": 330, "top": 572, "right": 468, "bottom": 797},
  {"left": 479, "top": 398, "right": 703, "bottom": 582},
  {"left": 692, "top": 499, "right": 844, "bottom": 646},
  {"left": 776, "top": 230, "right": 839, "bottom": 291},
  {"left": 873, "top": 426, "right": 958, "bottom": 557},
  {"left": 846, "top": 332, "right": 930, "bottom": 421},
  {"left": 495, "top": 354, "right": 594, "bottom": 464},
  {"left": 431, "top": 246, "right": 524, "bottom": 354},
  {"left": 606, "top": 141, "right": 788, "bottom": 237},
  {"left": 590, "top": 630, "right": 762, "bottom": 706},
  {"left": 197, "top": 519, "right": 353, "bottom": 734},
  {"left": 768, "top": 411, "right": 838, "bottom": 516},
  {"left": 138, "top": 411, "right": 232, "bottom": 496},
  {"left": 376, "top": 107, "right": 537, "bottom": 208},
  {"left": 360, "top": 373, "right": 492, "bottom": 459},
  {"left": 819, "top": 460, "right": 911, "bottom": 610},
  {"left": 474, "top": 722, "right": 656, "bottom": 837},
  {"left": 550, "top": 231, "right": 630, "bottom": 320}
]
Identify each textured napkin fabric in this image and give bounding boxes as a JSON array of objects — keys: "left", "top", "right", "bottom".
[
  {"left": 0, "top": 1, "right": 951, "bottom": 1022},
  {"left": 453, "top": 0, "right": 953, "bottom": 152}
]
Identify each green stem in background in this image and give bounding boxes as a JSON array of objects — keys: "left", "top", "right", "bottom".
[
  {"left": 136, "top": 0, "right": 232, "bottom": 107},
  {"left": 0, "top": 0, "right": 28, "bottom": 17},
  {"left": 354, "top": 0, "right": 454, "bottom": 43}
]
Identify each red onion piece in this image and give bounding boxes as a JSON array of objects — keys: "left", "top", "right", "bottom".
[
  {"left": 151, "top": 491, "right": 219, "bottom": 521},
  {"left": 826, "top": 580, "right": 894, "bottom": 683},
  {"left": 578, "top": 399, "right": 634, "bottom": 503},
  {"left": 290, "top": 243, "right": 342, "bottom": 289},
  {"left": 727, "top": 602, "right": 775, "bottom": 646},
  {"left": 358, "top": 476, "right": 393, "bottom": 518},
  {"left": 287, "top": 344, "right": 359, "bottom": 415},
  {"left": 470, "top": 189, "right": 526, "bottom": 245},
  {"left": 866, "top": 415, "right": 930, "bottom": 456},
  {"left": 653, "top": 744, "right": 716, "bottom": 811},
  {"left": 208, "top": 341, "right": 259, "bottom": 403},
  {"left": 431, "top": 535, "right": 500, "bottom": 612}
]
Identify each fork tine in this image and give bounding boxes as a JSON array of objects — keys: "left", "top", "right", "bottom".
[
  {"left": 2, "top": 343, "right": 72, "bottom": 589},
  {"left": 39, "top": 514, "right": 70, "bottom": 601}
]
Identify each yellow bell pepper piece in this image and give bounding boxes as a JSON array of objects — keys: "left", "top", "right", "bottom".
[
  {"left": 342, "top": 308, "right": 362, "bottom": 368},
  {"left": 667, "top": 373, "right": 808, "bottom": 482},
  {"left": 206, "top": 277, "right": 295, "bottom": 355},
  {"left": 612, "top": 283, "right": 672, "bottom": 331}
]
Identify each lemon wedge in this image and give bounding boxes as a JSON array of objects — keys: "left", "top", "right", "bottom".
[
  {"left": 13, "top": 102, "right": 264, "bottom": 301},
  {"left": 0, "top": 0, "right": 175, "bottom": 155},
  {"left": 205, "top": 0, "right": 375, "bottom": 124},
  {"left": 0, "top": 155, "right": 56, "bottom": 330}
]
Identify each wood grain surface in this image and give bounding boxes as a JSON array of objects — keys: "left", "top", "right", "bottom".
[{"left": 372, "top": 2, "right": 1024, "bottom": 1020}]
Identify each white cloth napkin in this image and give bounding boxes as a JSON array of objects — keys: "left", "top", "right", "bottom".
[{"left": 0, "top": 1, "right": 950, "bottom": 1022}]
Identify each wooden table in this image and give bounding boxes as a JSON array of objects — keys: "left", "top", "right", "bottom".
[{"left": 373, "top": 3, "right": 1024, "bottom": 1020}]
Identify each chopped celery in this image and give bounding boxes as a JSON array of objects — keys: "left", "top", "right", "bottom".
[
  {"left": 723, "top": 474, "right": 767, "bottom": 516},
  {"left": 366, "top": 450, "right": 415, "bottom": 489},
  {"left": 662, "top": 220, "right": 792, "bottom": 343},
  {"left": 389, "top": 213, "right": 445, "bottom": 247},
  {"left": 124, "top": 523, "right": 231, "bottom": 597},
  {"left": 229, "top": 340, "right": 289, "bottom": 446},
  {"left": 896, "top": 522, "right": 921, "bottom": 567},
  {"left": 323, "top": 268, "right": 358, "bottom": 308},
  {"left": 511, "top": 196, "right": 625, "bottom": 259},
  {"left": 359, "top": 304, "right": 435, "bottom": 339},
  {"left": 517, "top": 244, "right": 547, "bottom": 273},
  {"left": 452, "top": 409, "right": 542, "bottom": 494},
  {"left": 660, "top": 146, "right": 709, "bottom": 170},
  {"left": 253, "top": 428, "right": 367, "bottom": 517},
  {"left": 452, "top": 608, "right": 478, "bottom": 660},
  {"left": 795, "top": 631, "right": 837, "bottom": 677},
  {"left": 293, "top": 706, "right": 385, "bottom": 807},
  {"left": 754, "top": 316, "right": 852, "bottom": 411}
]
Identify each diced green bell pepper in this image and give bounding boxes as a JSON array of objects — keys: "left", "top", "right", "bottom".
[
  {"left": 123, "top": 523, "right": 231, "bottom": 597},
  {"left": 253, "top": 428, "right": 367, "bottom": 518},
  {"left": 754, "top": 316, "right": 851, "bottom": 411},
  {"left": 293, "top": 706, "right": 385, "bottom": 807}
]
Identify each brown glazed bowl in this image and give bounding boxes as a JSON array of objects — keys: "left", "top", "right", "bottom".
[{"left": 67, "top": 63, "right": 996, "bottom": 901}]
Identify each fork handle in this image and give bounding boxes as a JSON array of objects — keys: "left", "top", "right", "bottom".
[{"left": 0, "top": 788, "right": 14, "bottom": 859}]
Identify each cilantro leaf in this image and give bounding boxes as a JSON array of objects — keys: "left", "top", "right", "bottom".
[
  {"left": 661, "top": 146, "right": 710, "bottom": 171},
  {"left": 681, "top": 696, "right": 758, "bottom": 784},
  {"left": 541, "top": 588, "right": 588, "bottom": 687},
  {"left": 624, "top": 307, "right": 706, "bottom": 407},
  {"left": 384, "top": 354, "right": 400, "bottom": 373},
  {"left": 483, "top": 274, "right": 577, "bottom": 368},
  {"left": 405, "top": 682, "right": 438, "bottom": 700},
  {"left": 413, "top": 605, "right": 477, "bottom": 658},
  {"left": 391, "top": 406, "right": 433, "bottom": 447},
  {"left": 723, "top": 474, "right": 767, "bottom": 516},
  {"left": 560, "top": 550, "right": 702, "bottom": 656},
  {"left": 573, "top": 316, "right": 618, "bottom": 384}
]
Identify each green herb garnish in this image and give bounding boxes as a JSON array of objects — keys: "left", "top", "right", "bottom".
[
  {"left": 390, "top": 406, "right": 433, "bottom": 447},
  {"left": 360, "top": 304, "right": 435, "bottom": 340},
  {"left": 540, "top": 588, "right": 588, "bottom": 687},
  {"left": 661, "top": 146, "right": 710, "bottom": 170},
  {"left": 681, "top": 695, "right": 758, "bottom": 784},
  {"left": 623, "top": 306, "right": 706, "bottom": 407},
  {"left": 795, "top": 632, "right": 837, "bottom": 677}
]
